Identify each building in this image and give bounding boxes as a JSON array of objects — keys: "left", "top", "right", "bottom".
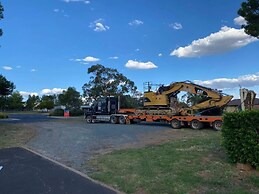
[{"left": 225, "top": 98, "right": 259, "bottom": 112}]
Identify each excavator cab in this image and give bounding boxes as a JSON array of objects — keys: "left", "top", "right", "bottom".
[{"left": 143, "top": 82, "right": 169, "bottom": 107}]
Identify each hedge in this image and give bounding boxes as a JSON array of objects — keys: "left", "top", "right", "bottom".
[
  {"left": 49, "top": 108, "right": 84, "bottom": 117},
  {"left": 0, "top": 112, "right": 8, "bottom": 119},
  {"left": 49, "top": 109, "right": 64, "bottom": 116},
  {"left": 70, "top": 108, "right": 84, "bottom": 116},
  {"left": 221, "top": 111, "right": 259, "bottom": 168}
]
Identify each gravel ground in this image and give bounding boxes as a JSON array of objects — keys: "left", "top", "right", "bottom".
[{"left": 26, "top": 118, "right": 178, "bottom": 173}]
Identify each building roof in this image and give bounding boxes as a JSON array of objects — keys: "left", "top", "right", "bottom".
[
  {"left": 228, "top": 99, "right": 241, "bottom": 106},
  {"left": 228, "top": 98, "right": 259, "bottom": 106}
]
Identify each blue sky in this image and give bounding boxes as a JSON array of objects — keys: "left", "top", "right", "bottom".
[{"left": 0, "top": 0, "right": 258, "bottom": 99}]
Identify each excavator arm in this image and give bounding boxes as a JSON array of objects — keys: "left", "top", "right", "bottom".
[{"left": 144, "top": 81, "right": 233, "bottom": 115}]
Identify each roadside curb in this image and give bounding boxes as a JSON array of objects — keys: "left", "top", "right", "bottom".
[
  {"left": 22, "top": 146, "right": 124, "bottom": 194},
  {"left": 0, "top": 118, "right": 20, "bottom": 121},
  {"left": 48, "top": 116, "right": 83, "bottom": 119}
]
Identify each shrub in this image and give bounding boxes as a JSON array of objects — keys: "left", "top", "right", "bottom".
[
  {"left": 0, "top": 112, "right": 8, "bottom": 119},
  {"left": 49, "top": 108, "right": 84, "bottom": 117},
  {"left": 221, "top": 111, "right": 259, "bottom": 168},
  {"left": 69, "top": 108, "right": 84, "bottom": 116},
  {"left": 49, "top": 109, "right": 64, "bottom": 116}
]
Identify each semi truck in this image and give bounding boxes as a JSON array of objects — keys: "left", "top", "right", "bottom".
[
  {"left": 81, "top": 96, "right": 135, "bottom": 124},
  {"left": 82, "top": 81, "right": 233, "bottom": 130}
]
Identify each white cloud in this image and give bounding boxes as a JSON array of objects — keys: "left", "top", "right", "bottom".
[
  {"left": 54, "top": 9, "right": 65, "bottom": 14},
  {"left": 125, "top": 60, "right": 158, "bottom": 69},
  {"left": 221, "top": 20, "right": 228, "bottom": 24},
  {"left": 109, "top": 56, "right": 118, "bottom": 60},
  {"left": 94, "top": 22, "right": 109, "bottom": 32},
  {"left": 169, "top": 22, "right": 183, "bottom": 30},
  {"left": 158, "top": 53, "right": 162, "bottom": 57},
  {"left": 63, "top": 0, "right": 90, "bottom": 4},
  {"left": 83, "top": 56, "right": 100, "bottom": 62},
  {"left": 2, "top": 66, "right": 12, "bottom": 70},
  {"left": 129, "top": 20, "right": 144, "bottom": 26},
  {"left": 54, "top": 9, "right": 68, "bottom": 17},
  {"left": 171, "top": 26, "right": 257, "bottom": 57},
  {"left": 41, "top": 88, "right": 66, "bottom": 95},
  {"left": 234, "top": 16, "right": 247, "bottom": 26},
  {"left": 70, "top": 56, "right": 100, "bottom": 63},
  {"left": 89, "top": 19, "right": 109, "bottom": 32},
  {"left": 70, "top": 58, "right": 82, "bottom": 62},
  {"left": 194, "top": 72, "right": 259, "bottom": 90},
  {"left": 20, "top": 91, "right": 39, "bottom": 98},
  {"left": 80, "top": 62, "right": 89, "bottom": 65}
]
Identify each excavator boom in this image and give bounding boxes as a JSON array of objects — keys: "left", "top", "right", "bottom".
[{"left": 144, "top": 81, "right": 233, "bottom": 115}]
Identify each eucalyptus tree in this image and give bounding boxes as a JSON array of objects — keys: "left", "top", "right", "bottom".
[
  {"left": 238, "top": 0, "right": 259, "bottom": 38},
  {"left": 82, "top": 64, "right": 137, "bottom": 100}
]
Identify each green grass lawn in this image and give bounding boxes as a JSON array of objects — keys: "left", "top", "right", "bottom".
[{"left": 88, "top": 130, "right": 259, "bottom": 194}]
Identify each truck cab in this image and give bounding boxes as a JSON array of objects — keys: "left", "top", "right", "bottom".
[{"left": 82, "top": 96, "right": 119, "bottom": 123}]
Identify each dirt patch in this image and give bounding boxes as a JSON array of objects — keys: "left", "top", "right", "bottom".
[
  {"left": 201, "top": 155, "right": 215, "bottom": 163},
  {"left": 189, "top": 186, "right": 210, "bottom": 194},
  {"left": 0, "top": 123, "right": 36, "bottom": 148},
  {"left": 135, "top": 188, "right": 148, "bottom": 194},
  {"left": 197, "top": 170, "right": 212, "bottom": 179},
  {"left": 236, "top": 163, "right": 254, "bottom": 171}
]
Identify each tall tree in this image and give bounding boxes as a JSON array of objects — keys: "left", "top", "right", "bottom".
[
  {"left": 120, "top": 95, "right": 142, "bottom": 108},
  {"left": 38, "top": 95, "right": 54, "bottom": 111},
  {"left": 26, "top": 95, "right": 40, "bottom": 110},
  {"left": 58, "top": 87, "right": 82, "bottom": 109},
  {"left": 0, "top": 75, "right": 15, "bottom": 96},
  {"left": 82, "top": 64, "right": 137, "bottom": 100},
  {"left": 238, "top": 0, "right": 259, "bottom": 38},
  {"left": 0, "top": 2, "right": 3, "bottom": 37},
  {"left": 7, "top": 91, "right": 24, "bottom": 110},
  {"left": 0, "top": 75, "right": 15, "bottom": 110}
]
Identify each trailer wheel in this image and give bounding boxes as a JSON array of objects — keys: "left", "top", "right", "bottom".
[
  {"left": 171, "top": 119, "right": 181, "bottom": 129},
  {"left": 85, "top": 115, "right": 92, "bottom": 123},
  {"left": 119, "top": 116, "right": 126, "bottom": 124},
  {"left": 190, "top": 119, "right": 203, "bottom": 130},
  {"left": 110, "top": 115, "right": 118, "bottom": 124},
  {"left": 212, "top": 120, "right": 222, "bottom": 131}
]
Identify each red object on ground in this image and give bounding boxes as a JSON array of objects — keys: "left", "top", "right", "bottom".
[{"left": 64, "top": 110, "right": 70, "bottom": 117}]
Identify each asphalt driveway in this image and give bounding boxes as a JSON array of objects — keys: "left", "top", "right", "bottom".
[
  {"left": 0, "top": 147, "right": 117, "bottom": 194},
  {"left": 0, "top": 113, "right": 56, "bottom": 123}
]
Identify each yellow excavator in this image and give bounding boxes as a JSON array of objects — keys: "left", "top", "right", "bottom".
[
  {"left": 83, "top": 80, "right": 233, "bottom": 130},
  {"left": 143, "top": 81, "right": 233, "bottom": 116}
]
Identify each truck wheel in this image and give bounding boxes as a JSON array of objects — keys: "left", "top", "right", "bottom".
[
  {"left": 86, "top": 115, "right": 92, "bottom": 123},
  {"left": 212, "top": 120, "right": 222, "bottom": 131},
  {"left": 119, "top": 116, "right": 126, "bottom": 124},
  {"left": 190, "top": 119, "right": 203, "bottom": 130},
  {"left": 110, "top": 115, "right": 118, "bottom": 124},
  {"left": 171, "top": 119, "right": 181, "bottom": 129}
]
